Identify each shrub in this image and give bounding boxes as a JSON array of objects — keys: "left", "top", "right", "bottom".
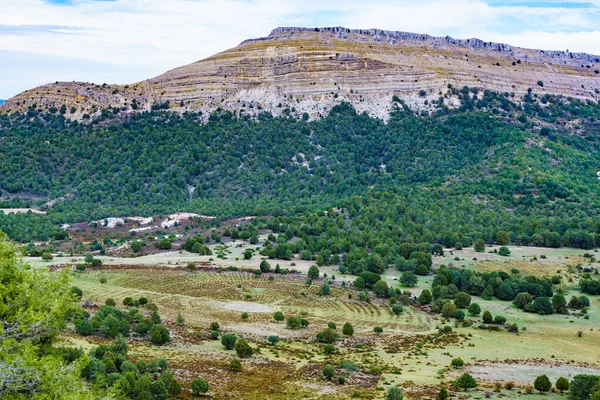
[
  {"left": 455, "top": 372, "right": 477, "bottom": 391},
  {"left": 230, "top": 358, "right": 242, "bottom": 372},
  {"left": 150, "top": 324, "right": 170, "bottom": 345},
  {"left": 322, "top": 365, "right": 335, "bottom": 380},
  {"left": 342, "top": 322, "right": 354, "bottom": 336},
  {"left": 221, "top": 334, "right": 237, "bottom": 350},
  {"left": 482, "top": 311, "right": 493, "bottom": 324},
  {"left": 454, "top": 292, "right": 472, "bottom": 309},
  {"left": 235, "top": 338, "right": 253, "bottom": 358},
  {"left": 191, "top": 378, "right": 209, "bottom": 395},
  {"left": 387, "top": 386, "right": 404, "bottom": 400},
  {"left": 498, "top": 246, "right": 511, "bottom": 256},
  {"left": 316, "top": 328, "right": 337, "bottom": 343},
  {"left": 534, "top": 374, "right": 552, "bottom": 393},
  {"left": 337, "top": 376, "right": 346, "bottom": 385},
  {"left": 105, "top": 298, "right": 116, "bottom": 307},
  {"left": 273, "top": 311, "right": 285, "bottom": 323},
  {"left": 556, "top": 376, "right": 569, "bottom": 393},
  {"left": 451, "top": 358, "right": 464, "bottom": 368},
  {"left": 468, "top": 303, "right": 481, "bottom": 316},
  {"left": 324, "top": 344, "right": 336, "bottom": 354},
  {"left": 267, "top": 335, "right": 279, "bottom": 344},
  {"left": 392, "top": 305, "right": 404, "bottom": 315}
]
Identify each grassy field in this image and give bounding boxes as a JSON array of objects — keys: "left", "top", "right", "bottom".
[{"left": 47, "top": 241, "right": 600, "bottom": 399}]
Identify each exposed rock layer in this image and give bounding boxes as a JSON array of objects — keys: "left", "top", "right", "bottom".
[{"left": 2, "top": 27, "right": 599, "bottom": 120}]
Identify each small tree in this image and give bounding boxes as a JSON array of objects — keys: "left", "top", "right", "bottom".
[
  {"left": 105, "top": 298, "right": 116, "bottom": 307},
  {"left": 419, "top": 289, "right": 432, "bottom": 305},
  {"left": 468, "top": 303, "right": 481, "bottom": 316},
  {"left": 534, "top": 374, "right": 552, "bottom": 394},
  {"left": 387, "top": 387, "right": 404, "bottom": 400},
  {"left": 374, "top": 326, "right": 383, "bottom": 335},
  {"left": 474, "top": 239, "right": 485, "bottom": 252},
  {"left": 454, "top": 292, "right": 472, "bottom": 309},
  {"left": 235, "top": 338, "right": 253, "bottom": 358},
  {"left": 230, "top": 358, "right": 242, "bottom": 372},
  {"left": 209, "top": 321, "right": 220, "bottom": 331},
  {"left": 456, "top": 373, "right": 477, "bottom": 391},
  {"left": 191, "top": 378, "right": 209, "bottom": 395},
  {"left": 322, "top": 365, "right": 335, "bottom": 380},
  {"left": 437, "top": 386, "right": 448, "bottom": 400},
  {"left": 241, "top": 312, "right": 249, "bottom": 321},
  {"left": 308, "top": 265, "right": 320, "bottom": 279},
  {"left": 498, "top": 246, "right": 511, "bottom": 256},
  {"left": 342, "top": 322, "right": 354, "bottom": 336},
  {"left": 442, "top": 302, "right": 457, "bottom": 318},
  {"left": 451, "top": 358, "right": 464, "bottom": 368},
  {"left": 176, "top": 312, "right": 185, "bottom": 325},
  {"left": 42, "top": 252, "right": 53, "bottom": 261},
  {"left": 221, "top": 333, "right": 237, "bottom": 350},
  {"left": 556, "top": 377, "right": 569, "bottom": 393},
  {"left": 84, "top": 254, "right": 94, "bottom": 264},
  {"left": 99, "top": 277, "right": 107, "bottom": 285},
  {"left": 482, "top": 311, "right": 493, "bottom": 324},
  {"left": 273, "top": 311, "right": 285, "bottom": 323}
]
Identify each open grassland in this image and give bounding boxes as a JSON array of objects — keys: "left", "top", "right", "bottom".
[{"left": 65, "top": 248, "right": 600, "bottom": 399}]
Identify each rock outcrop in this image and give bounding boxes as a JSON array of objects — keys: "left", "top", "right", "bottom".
[{"left": 2, "top": 27, "right": 599, "bottom": 121}]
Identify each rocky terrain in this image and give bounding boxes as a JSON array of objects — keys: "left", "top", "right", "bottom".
[{"left": 2, "top": 26, "right": 600, "bottom": 121}]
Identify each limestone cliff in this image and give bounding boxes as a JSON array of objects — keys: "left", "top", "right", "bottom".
[{"left": 2, "top": 27, "right": 599, "bottom": 121}]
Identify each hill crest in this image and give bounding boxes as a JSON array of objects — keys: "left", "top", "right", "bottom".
[{"left": 2, "top": 26, "right": 599, "bottom": 121}]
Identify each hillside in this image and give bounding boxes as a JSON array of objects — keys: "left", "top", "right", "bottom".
[{"left": 1, "top": 26, "right": 599, "bottom": 121}]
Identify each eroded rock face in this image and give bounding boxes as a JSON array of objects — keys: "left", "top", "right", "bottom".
[{"left": 2, "top": 27, "right": 599, "bottom": 121}]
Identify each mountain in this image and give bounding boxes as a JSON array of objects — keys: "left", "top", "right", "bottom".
[
  {"left": 1, "top": 27, "right": 599, "bottom": 121},
  {"left": 1, "top": 27, "right": 600, "bottom": 248}
]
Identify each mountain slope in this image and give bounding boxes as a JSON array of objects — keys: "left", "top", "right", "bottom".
[{"left": 1, "top": 27, "right": 599, "bottom": 120}]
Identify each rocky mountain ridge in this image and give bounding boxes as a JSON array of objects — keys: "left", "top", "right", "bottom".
[{"left": 2, "top": 26, "right": 599, "bottom": 121}]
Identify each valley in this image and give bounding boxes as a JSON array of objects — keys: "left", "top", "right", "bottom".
[{"left": 1, "top": 25, "right": 600, "bottom": 400}]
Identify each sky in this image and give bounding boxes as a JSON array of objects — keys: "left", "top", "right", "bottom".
[{"left": 1, "top": 0, "right": 600, "bottom": 99}]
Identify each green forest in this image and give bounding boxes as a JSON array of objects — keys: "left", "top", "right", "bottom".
[{"left": 2, "top": 87, "right": 600, "bottom": 247}]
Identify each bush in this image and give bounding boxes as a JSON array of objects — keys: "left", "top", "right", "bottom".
[
  {"left": 105, "top": 298, "right": 116, "bottom": 307},
  {"left": 76, "top": 320, "right": 94, "bottom": 336},
  {"left": 342, "top": 322, "right": 354, "bottom": 336},
  {"left": 324, "top": 344, "right": 336, "bottom": 354},
  {"left": 42, "top": 252, "right": 53, "bottom": 261},
  {"left": 322, "top": 365, "right": 335, "bottom": 380},
  {"left": 337, "top": 376, "right": 346, "bottom": 385},
  {"left": 534, "top": 374, "right": 551, "bottom": 393},
  {"left": 556, "top": 376, "right": 569, "bottom": 393},
  {"left": 150, "top": 324, "right": 170, "bottom": 345},
  {"left": 451, "top": 358, "right": 464, "bottom": 368},
  {"left": 387, "top": 387, "right": 404, "bottom": 400},
  {"left": 230, "top": 358, "right": 242, "bottom": 372},
  {"left": 267, "top": 335, "right": 279, "bottom": 344},
  {"left": 235, "top": 338, "right": 253, "bottom": 358},
  {"left": 468, "top": 303, "right": 481, "bottom": 316},
  {"left": 498, "top": 246, "right": 511, "bottom": 256},
  {"left": 70, "top": 286, "right": 83, "bottom": 300},
  {"left": 316, "top": 328, "right": 337, "bottom": 343},
  {"left": 273, "top": 311, "right": 285, "bottom": 323},
  {"left": 191, "top": 378, "right": 209, "bottom": 395},
  {"left": 392, "top": 305, "right": 404, "bottom": 315},
  {"left": 221, "top": 333, "right": 237, "bottom": 350},
  {"left": 456, "top": 372, "right": 477, "bottom": 391}
]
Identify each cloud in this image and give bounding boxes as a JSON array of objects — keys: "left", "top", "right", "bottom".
[{"left": 0, "top": 0, "right": 599, "bottom": 98}]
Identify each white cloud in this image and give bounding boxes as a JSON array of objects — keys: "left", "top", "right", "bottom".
[{"left": 0, "top": 0, "right": 599, "bottom": 98}]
